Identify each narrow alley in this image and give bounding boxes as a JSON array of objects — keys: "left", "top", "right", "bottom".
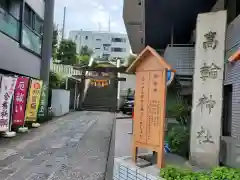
[{"left": 0, "top": 111, "right": 114, "bottom": 180}]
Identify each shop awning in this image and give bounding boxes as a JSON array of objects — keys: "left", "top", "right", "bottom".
[{"left": 228, "top": 49, "right": 240, "bottom": 62}]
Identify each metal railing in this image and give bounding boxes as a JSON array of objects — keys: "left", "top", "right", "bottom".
[
  {"left": 167, "top": 44, "right": 195, "bottom": 47},
  {"left": 0, "top": 7, "right": 19, "bottom": 40},
  {"left": 50, "top": 63, "right": 82, "bottom": 77}
]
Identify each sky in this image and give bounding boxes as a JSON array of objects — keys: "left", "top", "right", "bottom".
[{"left": 54, "top": 0, "right": 126, "bottom": 38}]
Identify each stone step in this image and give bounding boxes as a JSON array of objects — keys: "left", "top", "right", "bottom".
[{"left": 83, "top": 105, "right": 114, "bottom": 112}]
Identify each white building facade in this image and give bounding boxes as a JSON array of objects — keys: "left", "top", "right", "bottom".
[{"left": 69, "top": 31, "right": 131, "bottom": 62}]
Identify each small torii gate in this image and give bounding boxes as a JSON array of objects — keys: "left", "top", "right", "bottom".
[{"left": 73, "top": 66, "right": 127, "bottom": 112}]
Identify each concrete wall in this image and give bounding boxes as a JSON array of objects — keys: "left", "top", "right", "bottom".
[
  {"left": 190, "top": 11, "right": 227, "bottom": 168},
  {"left": 25, "top": 0, "right": 45, "bottom": 19},
  {"left": 0, "top": 33, "right": 41, "bottom": 78},
  {"left": 123, "top": 0, "right": 145, "bottom": 53},
  {"left": 51, "top": 89, "right": 70, "bottom": 116},
  {"left": 119, "top": 73, "right": 136, "bottom": 96},
  {"left": 211, "top": 0, "right": 225, "bottom": 12}
]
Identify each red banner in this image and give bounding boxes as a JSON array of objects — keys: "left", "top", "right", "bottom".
[{"left": 12, "top": 77, "right": 29, "bottom": 126}]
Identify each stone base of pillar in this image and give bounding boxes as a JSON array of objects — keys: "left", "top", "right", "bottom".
[{"left": 190, "top": 152, "right": 219, "bottom": 169}]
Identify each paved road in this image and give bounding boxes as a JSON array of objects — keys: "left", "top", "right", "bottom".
[{"left": 0, "top": 111, "right": 114, "bottom": 180}]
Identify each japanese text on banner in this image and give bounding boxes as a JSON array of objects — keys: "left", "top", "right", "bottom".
[
  {"left": 0, "top": 76, "right": 17, "bottom": 131},
  {"left": 25, "top": 79, "right": 43, "bottom": 122},
  {"left": 12, "top": 77, "right": 29, "bottom": 126}
]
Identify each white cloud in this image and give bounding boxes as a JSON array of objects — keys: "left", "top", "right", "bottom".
[
  {"left": 110, "top": 5, "right": 119, "bottom": 11},
  {"left": 54, "top": 0, "right": 126, "bottom": 35},
  {"left": 90, "top": 10, "right": 109, "bottom": 28}
]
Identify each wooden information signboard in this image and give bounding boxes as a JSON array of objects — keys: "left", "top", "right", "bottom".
[{"left": 126, "top": 46, "right": 175, "bottom": 168}]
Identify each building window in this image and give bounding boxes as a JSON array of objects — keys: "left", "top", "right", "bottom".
[
  {"left": 111, "top": 47, "right": 126, "bottom": 52},
  {"left": 24, "top": 4, "right": 32, "bottom": 27},
  {"left": 95, "top": 47, "right": 100, "bottom": 49},
  {"left": 0, "top": 0, "right": 19, "bottom": 40},
  {"left": 103, "top": 44, "right": 110, "bottom": 51},
  {"left": 96, "top": 38, "right": 101, "bottom": 41},
  {"left": 34, "top": 15, "right": 43, "bottom": 35},
  {"left": 112, "top": 37, "right": 126, "bottom": 43},
  {"left": 222, "top": 84, "right": 232, "bottom": 137},
  {"left": 85, "top": 36, "right": 88, "bottom": 40},
  {"left": 23, "top": 4, "right": 43, "bottom": 35},
  {"left": 22, "top": 3, "right": 43, "bottom": 55},
  {"left": 102, "top": 54, "right": 110, "bottom": 59}
]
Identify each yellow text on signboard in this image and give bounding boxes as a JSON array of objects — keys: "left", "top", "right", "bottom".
[{"left": 25, "top": 79, "right": 43, "bottom": 122}]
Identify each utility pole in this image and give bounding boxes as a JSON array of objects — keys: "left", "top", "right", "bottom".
[
  {"left": 108, "top": 15, "right": 111, "bottom": 32},
  {"left": 62, "top": 6, "right": 66, "bottom": 40},
  {"left": 40, "top": 0, "right": 55, "bottom": 118}
]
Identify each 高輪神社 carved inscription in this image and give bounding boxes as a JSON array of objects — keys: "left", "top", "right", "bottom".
[
  {"left": 196, "top": 126, "right": 214, "bottom": 144},
  {"left": 197, "top": 94, "right": 216, "bottom": 114},
  {"left": 190, "top": 11, "right": 227, "bottom": 168},
  {"left": 200, "top": 63, "right": 221, "bottom": 81},
  {"left": 139, "top": 76, "right": 145, "bottom": 138},
  {"left": 203, "top": 31, "right": 218, "bottom": 50}
]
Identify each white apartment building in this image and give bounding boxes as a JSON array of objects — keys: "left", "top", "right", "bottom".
[{"left": 69, "top": 30, "right": 131, "bottom": 62}]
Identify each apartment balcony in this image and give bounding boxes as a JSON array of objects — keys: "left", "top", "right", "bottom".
[
  {"left": 123, "top": 0, "right": 145, "bottom": 53},
  {"left": 0, "top": 6, "right": 42, "bottom": 78}
]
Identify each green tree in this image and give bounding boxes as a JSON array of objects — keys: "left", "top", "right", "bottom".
[
  {"left": 167, "top": 103, "right": 191, "bottom": 128},
  {"left": 75, "top": 46, "right": 94, "bottom": 66},
  {"left": 57, "top": 40, "right": 77, "bottom": 65},
  {"left": 76, "top": 55, "right": 91, "bottom": 66},
  {"left": 52, "top": 25, "right": 58, "bottom": 60},
  {"left": 127, "top": 54, "right": 137, "bottom": 67},
  {"left": 79, "top": 45, "right": 93, "bottom": 56},
  {"left": 49, "top": 71, "right": 66, "bottom": 89}
]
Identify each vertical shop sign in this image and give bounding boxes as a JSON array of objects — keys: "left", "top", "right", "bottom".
[
  {"left": 25, "top": 79, "right": 43, "bottom": 122},
  {"left": 38, "top": 84, "right": 48, "bottom": 117},
  {"left": 0, "top": 76, "right": 17, "bottom": 131},
  {"left": 12, "top": 77, "right": 29, "bottom": 126}
]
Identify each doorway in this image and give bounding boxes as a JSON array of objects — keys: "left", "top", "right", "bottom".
[{"left": 222, "top": 84, "right": 232, "bottom": 137}]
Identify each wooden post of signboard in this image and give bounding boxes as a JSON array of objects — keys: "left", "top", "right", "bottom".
[{"left": 126, "top": 46, "right": 175, "bottom": 168}]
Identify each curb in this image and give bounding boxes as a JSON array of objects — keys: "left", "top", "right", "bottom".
[{"left": 104, "top": 115, "right": 115, "bottom": 180}]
